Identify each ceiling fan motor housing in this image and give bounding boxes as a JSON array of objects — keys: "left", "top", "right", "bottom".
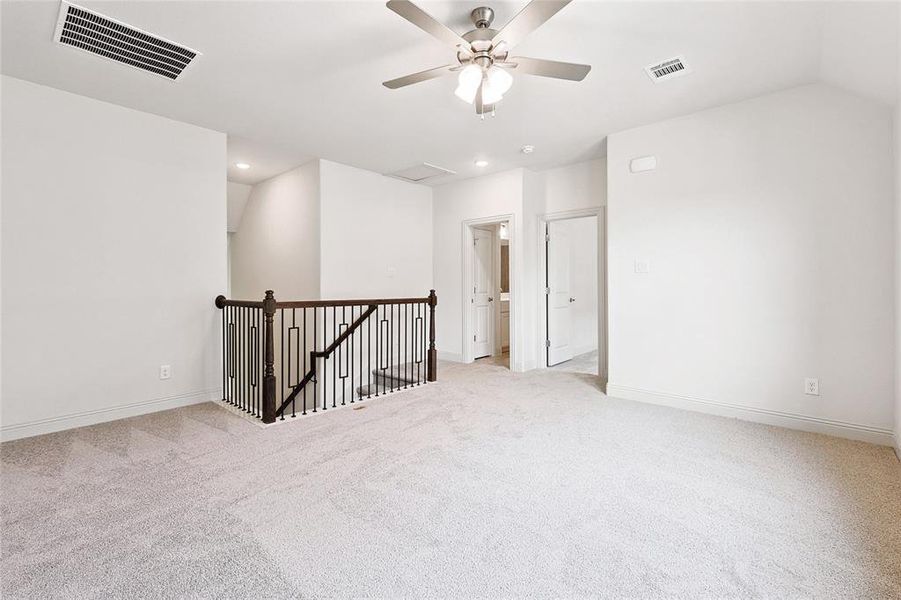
[{"left": 470, "top": 7, "right": 495, "bottom": 28}]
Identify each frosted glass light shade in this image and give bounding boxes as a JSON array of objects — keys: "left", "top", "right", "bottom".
[
  {"left": 454, "top": 65, "right": 482, "bottom": 104},
  {"left": 481, "top": 66, "right": 513, "bottom": 105},
  {"left": 487, "top": 66, "right": 513, "bottom": 95}
]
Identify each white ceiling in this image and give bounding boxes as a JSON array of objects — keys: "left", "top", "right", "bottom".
[{"left": 2, "top": 1, "right": 897, "bottom": 185}]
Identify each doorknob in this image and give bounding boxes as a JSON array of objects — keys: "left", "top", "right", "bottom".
[
  {"left": 488, "top": 297, "right": 494, "bottom": 302},
  {"left": 569, "top": 297, "right": 576, "bottom": 303}
]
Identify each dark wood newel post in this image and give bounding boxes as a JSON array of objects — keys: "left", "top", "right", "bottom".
[
  {"left": 262, "top": 290, "right": 277, "bottom": 424},
  {"left": 427, "top": 289, "right": 438, "bottom": 382}
]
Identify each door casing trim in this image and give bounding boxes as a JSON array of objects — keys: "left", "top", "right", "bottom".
[
  {"left": 537, "top": 207, "right": 606, "bottom": 378},
  {"left": 462, "top": 214, "right": 517, "bottom": 369}
]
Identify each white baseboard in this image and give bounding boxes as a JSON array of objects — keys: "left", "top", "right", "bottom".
[
  {"left": 0, "top": 388, "right": 220, "bottom": 442},
  {"left": 438, "top": 351, "right": 463, "bottom": 363},
  {"left": 606, "top": 383, "right": 895, "bottom": 446}
]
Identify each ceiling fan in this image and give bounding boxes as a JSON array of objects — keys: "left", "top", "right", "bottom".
[{"left": 383, "top": 0, "right": 591, "bottom": 116}]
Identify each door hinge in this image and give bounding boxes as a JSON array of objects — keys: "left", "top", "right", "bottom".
[
  {"left": 474, "top": 335, "right": 477, "bottom": 342},
  {"left": 545, "top": 339, "right": 551, "bottom": 348},
  {"left": 545, "top": 233, "right": 550, "bottom": 242},
  {"left": 544, "top": 287, "right": 550, "bottom": 295}
]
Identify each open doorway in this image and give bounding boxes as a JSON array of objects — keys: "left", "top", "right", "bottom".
[
  {"left": 463, "top": 217, "right": 514, "bottom": 370},
  {"left": 542, "top": 211, "right": 605, "bottom": 378}
]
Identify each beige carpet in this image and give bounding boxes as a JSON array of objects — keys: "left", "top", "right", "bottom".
[
  {"left": 551, "top": 349, "right": 600, "bottom": 375},
  {"left": 2, "top": 359, "right": 900, "bottom": 599}
]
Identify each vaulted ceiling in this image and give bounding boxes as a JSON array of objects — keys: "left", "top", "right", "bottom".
[{"left": 2, "top": 1, "right": 897, "bottom": 185}]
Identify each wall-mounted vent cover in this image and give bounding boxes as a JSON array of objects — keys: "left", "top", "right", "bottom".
[
  {"left": 53, "top": 2, "right": 200, "bottom": 80},
  {"left": 387, "top": 163, "right": 456, "bottom": 183},
  {"left": 644, "top": 56, "right": 690, "bottom": 83}
]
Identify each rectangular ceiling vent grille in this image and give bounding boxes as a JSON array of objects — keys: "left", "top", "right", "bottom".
[
  {"left": 53, "top": 2, "right": 199, "bottom": 80},
  {"left": 388, "top": 163, "right": 456, "bottom": 183},
  {"left": 645, "top": 56, "right": 690, "bottom": 83}
]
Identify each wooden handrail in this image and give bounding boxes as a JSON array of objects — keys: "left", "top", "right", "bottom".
[
  {"left": 215, "top": 296, "right": 264, "bottom": 309},
  {"left": 275, "top": 297, "right": 430, "bottom": 309},
  {"left": 216, "top": 296, "right": 430, "bottom": 309}
]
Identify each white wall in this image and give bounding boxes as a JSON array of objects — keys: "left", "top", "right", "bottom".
[
  {"left": 542, "top": 158, "right": 607, "bottom": 214},
  {"left": 895, "top": 9, "right": 901, "bottom": 456},
  {"left": 230, "top": 161, "right": 320, "bottom": 301},
  {"left": 319, "top": 160, "right": 432, "bottom": 299},
  {"left": 227, "top": 181, "right": 252, "bottom": 233},
  {"left": 0, "top": 76, "right": 226, "bottom": 440},
  {"left": 607, "top": 83, "right": 895, "bottom": 445},
  {"left": 568, "top": 216, "right": 599, "bottom": 356}
]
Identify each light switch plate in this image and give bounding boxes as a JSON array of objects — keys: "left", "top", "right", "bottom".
[{"left": 634, "top": 259, "right": 650, "bottom": 274}]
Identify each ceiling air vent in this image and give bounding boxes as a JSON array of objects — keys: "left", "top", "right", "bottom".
[
  {"left": 644, "top": 56, "right": 690, "bottom": 83},
  {"left": 53, "top": 1, "right": 200, "bottom": 80},
  {"left": 387, "top": 163, "right": 456, "bottom": 183}
]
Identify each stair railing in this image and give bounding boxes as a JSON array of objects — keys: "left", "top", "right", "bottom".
[{"left": 215, "top": 290, "right": 438, "bottom": 424}]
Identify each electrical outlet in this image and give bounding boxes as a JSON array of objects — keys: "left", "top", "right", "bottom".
[
  {"left": 159, "top": 365, "right": 172, "bottom": 380},
  {"left": 804, "top": 378, "right": 819, "bottom": 396}
]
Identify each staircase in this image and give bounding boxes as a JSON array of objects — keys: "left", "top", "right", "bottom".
[
  {"left": 357, "top": 362, "right": 426, "bottom": 398},
  {"left": 215, "top": 289, "right": 438, "bottom": 423}
]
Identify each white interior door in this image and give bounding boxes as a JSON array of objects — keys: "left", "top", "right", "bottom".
[
  {"left": 547, "top": 221, "right": 573, "bottom": 366},
  {"left": 472, "top": 227, "right": 494, "bottom": 359}
]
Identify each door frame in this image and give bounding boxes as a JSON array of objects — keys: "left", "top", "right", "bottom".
[
  {"left": 537, "top": 207, "right": 606, "bottom": 379},
  {"left": 462, "top": 214, "right": 517, "bottom": 369}
]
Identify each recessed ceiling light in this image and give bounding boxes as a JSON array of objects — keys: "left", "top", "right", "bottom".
[
  {"left": 235, "top": 162, "right": 251, "bottom": 170},
  {"left": 474, "top": 160, "right": 489, "bottom": 168},
  {"left": 521, "top": 145, "right": 535, "bottom": 154}
]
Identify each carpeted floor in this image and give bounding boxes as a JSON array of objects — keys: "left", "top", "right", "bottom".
[
  {"left": 551, "top": 349, "right": 600, "bottom": 375},
  {"left": 2, "top": 360, "right": 900, "bottom": 599}
]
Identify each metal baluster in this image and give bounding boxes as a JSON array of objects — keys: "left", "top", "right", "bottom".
[
  {"left": 244, "top": 307, "right": 249, "bottom": 412},
  {"left": 258, "top": 308, "right": 263, "bottom": 417},
  {"left": 220, "top": 305, "right": 226, "bottom": 403},
  {"left": 357, "top": 304, "right": 361, "bottom": 402},
  {"left": 419, "top": 303, "right": 426, "bottom": 385},
  {"left": 251, "top": 309, "right": 260, "bottom": 416},
  {"left": 279, "top": 309, "right": 286, "bottom": 422},
  {"left": 404, "top": 304, "right": 410, "bottom": 389},
  {"left": 332, "top": 306, "right": 337, "bottom": 409},
  {"left": 229, "top": 307, "right": 235, "bottom": 404},
  {"left": 239, "top": 307, "right": 244, "bottom": 412},
  {"left": 302, "top": 307, "right": 307, "bottom": 416},
  {"left": 322, "top": 306, "right": 327, "bottom": 411},
  {"left": 388, "top": 304, "right": 394, "bottom": 392},
  {"left": 349, "top": 305, "right": 355, "bottom": 404},
  {"left": 290, "top": 308, "right": 296, "bottom": 419},
  {"left": 313, "top": 307, "right": 318, "bottom": 413},
  {"left": 224, "top": 306, "right": 228, "bottom": 405},
  {"left": 337, "top": 306, "right": 346, "bottom": 406},
  {"left": 375, "top": 305, "right": 381, "bottom": 397}
]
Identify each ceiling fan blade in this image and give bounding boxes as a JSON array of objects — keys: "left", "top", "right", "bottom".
[
  {"left": 508, "top": 56, "right": 591, "bottom": 81},
  {"left": 383, "top": 64, "right": 456, "bottom": 89},
  {"left": 491, "top": 0, "right": 572, "bottom": 50},
  {"left": 386, "top": 1, "right": 469, "bottom": 49}
]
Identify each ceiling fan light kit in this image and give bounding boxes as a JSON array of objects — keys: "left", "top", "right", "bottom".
[{"left": 383, "top": 0, "right": 591, "bottom": 116}]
